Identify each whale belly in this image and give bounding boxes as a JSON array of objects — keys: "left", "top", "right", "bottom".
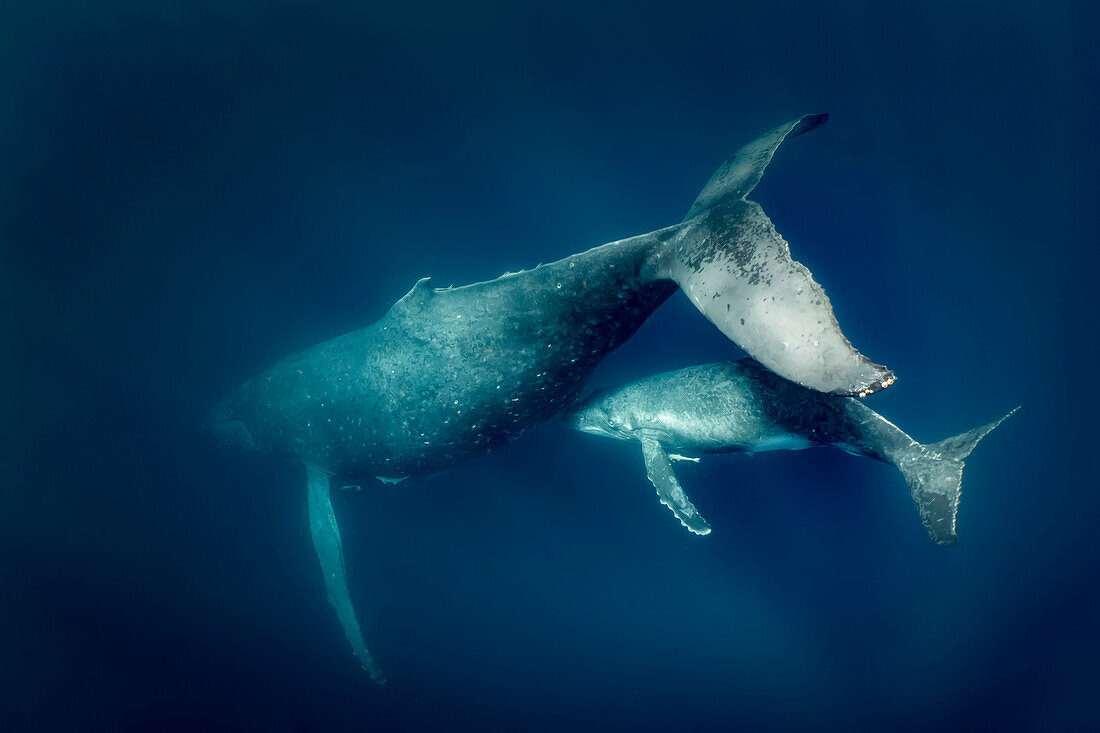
[{"left": 748, "top": 433, "right": 813, "bottom": 452}]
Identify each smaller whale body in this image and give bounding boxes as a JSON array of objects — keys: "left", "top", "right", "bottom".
[
  {"left": 211, "top": 115, "right": 896, "bottom": 681},
  {"left": 569, "top": 360, "right": 1016, "bottom": 544}
]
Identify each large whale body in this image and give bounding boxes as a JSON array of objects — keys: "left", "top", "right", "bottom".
[
  {"left": 569, "top": 360, "right": 1016, "bottom": 544},
  {"left": 210, "top": 115, "right": 894, "bottom": 681}
]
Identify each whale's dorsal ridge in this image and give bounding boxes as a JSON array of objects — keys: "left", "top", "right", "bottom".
[
  {"left": 685, "top": 112, "right": 829, "bottom": 220},
  {"left": 390, "top": 276, "right": 435, "bottom": 315}
]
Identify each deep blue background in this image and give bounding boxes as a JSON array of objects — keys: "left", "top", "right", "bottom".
[{"left": 3, "top": 2, "right": 1097, "bottom": 730}]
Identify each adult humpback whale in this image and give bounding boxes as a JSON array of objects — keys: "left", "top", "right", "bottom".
[
  {"left": 210, "top": 115, "right": 894, "bottom": 681},
  {"left": 569, "top": 360, "right": 1016, "bottom": 544}
]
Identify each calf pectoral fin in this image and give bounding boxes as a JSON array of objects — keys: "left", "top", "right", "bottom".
[
  {"left": 640, "top": 437, "right": 712, "bottom": 536},
  {"left": 306, "top": 463, "right": 386, "bottom": 683}
]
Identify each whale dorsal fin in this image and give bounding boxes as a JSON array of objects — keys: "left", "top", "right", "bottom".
[
  {"left": 685, "top": 113, "right": 828, "bottom": 220},
  {"left": 306, "top": 463, "right": 386, "bottom": 683},
  {"left": 639, "top": 437, "right": 712, "bottom": 536},
  {"left": 389, "top": 277, "right": 435, "bottom": 315}
]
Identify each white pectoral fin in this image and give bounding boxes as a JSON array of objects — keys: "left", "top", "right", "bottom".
[
  {"left": 640, "top": 437, "right": 712, "bottom": 536},
  {"left": 306, "top": 463, "right": 386, "bottom": 683}
]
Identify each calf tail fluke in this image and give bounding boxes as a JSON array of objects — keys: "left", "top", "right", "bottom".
[
  {"left": 898, "top": 407, "right": 1019, "bottom": 545},
  {"left": 667, "top": 114, "right": 895, "bottom": 396}
]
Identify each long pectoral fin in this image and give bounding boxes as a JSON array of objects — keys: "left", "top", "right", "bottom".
[
  {"left": 640, "top": 437, "right": 712, "bottom": 536},
  {"left": 306, "top": 463, "right": 385, "bottom": 683}
]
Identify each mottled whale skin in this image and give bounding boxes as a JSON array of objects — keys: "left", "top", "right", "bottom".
[
  {"left": 210, "top": 115, "right": 895, "bottom": 682},
  {"left": 216, "top": 115, "right": 894, "bottom": 479},
  {"left": 569, "top": 360, "right": 1016, "bottom": 545},
  {"left": 217, "top": 233, "right": 678, "bottom": 481}
]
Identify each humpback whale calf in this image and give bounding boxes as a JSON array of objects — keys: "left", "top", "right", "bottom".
[
  {"left": 569, "top": 360, "right": 1016, "bottom": 544},
  {"left": 210, "top": 115, "right": 895, "bottom": 681}
]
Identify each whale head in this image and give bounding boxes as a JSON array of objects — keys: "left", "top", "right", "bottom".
[
  {"left": 567, "top": 392, "right": 633, "bottom": 441},
  {"left": 207, "top": 389, "right": 257, "bottom": 452}
]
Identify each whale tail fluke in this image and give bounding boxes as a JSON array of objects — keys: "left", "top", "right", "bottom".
[
  {"left": 897, "top": 407, "right": 1019, "bottom": 545},
  {"left": 306, "top": 463, "right": 386, "bottom": 684},
  {"left": 684, "top": 113, "right": 828, "bottom": 219},
  {"left": 666, "top": 114, "right": 895, "bottom": 397}
]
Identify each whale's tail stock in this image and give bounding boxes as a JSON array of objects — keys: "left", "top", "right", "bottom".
[
  {"left": 896, "top": 407, "right": 1020, "bottom": 545},
  {"left": 664, "top": 114, "right": 896, "bottom": 397}
]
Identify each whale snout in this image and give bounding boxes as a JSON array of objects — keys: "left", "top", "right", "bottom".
[
  {"left": 568, "top": 400, "right": 631, "bottom": 440},
  {"left": 207, "top": 396, "right": 255, "bottom": 450},
  {"left": 567, "top": 399, "right": 601, "bottom": 433},
  {"left": 570, "top": 410, "right": 605, "bottom": 436},
  {"left": 208, "top": 398, "right": 233, "bottom": 426}
]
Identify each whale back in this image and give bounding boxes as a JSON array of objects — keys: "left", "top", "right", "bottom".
[{"left": 227, "top": 231, "right": 677, "bottom": 479}]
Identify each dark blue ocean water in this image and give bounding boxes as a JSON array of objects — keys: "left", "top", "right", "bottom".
[{"left": 4, "top": 2, "right": 1097, "bottom": 730}]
